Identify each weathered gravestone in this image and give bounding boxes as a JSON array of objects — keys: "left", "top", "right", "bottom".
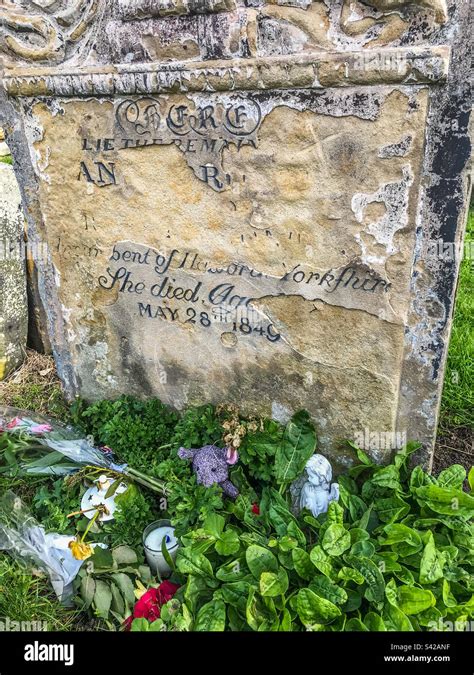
[
  {"left": 0, "top": 158, "right": 28, "bottom": 380},
  {"left": 0, "top": 1, "right": 471, "bottom": 466}
]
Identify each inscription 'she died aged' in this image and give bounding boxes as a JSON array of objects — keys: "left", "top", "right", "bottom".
[{"left": 97, "top": 241, "right": 393, "bottom": 347}]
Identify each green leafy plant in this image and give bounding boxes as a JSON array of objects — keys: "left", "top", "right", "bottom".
[
  {"left": 274, "top": 410, "right": 317, "bottom": 490},
  {"left": 238, "top": 419, "right": 283, "bottom": 483},
  {"left": 70, "top": 396, "right": 179, "bottom": 473},
  {"left": 154, "top": 443, "right": 473, "bottom": 632},
  {"left": 6, "top": 394, "right": 472, "bottom": 633},
  {"left": 74, "top": 545, "right": 153, "bottom": 629},
  {"left": 154, "top": 454, "right": 224, "bottom": 537},
  {"left": 170, "top": 405, "right": 224, "bottom": 449},
  {"left": 104, "top": 484, "right": 158, "bottom": 551},
  {"left": 32, "top": 478, "right": 80, "bottom": 535}
]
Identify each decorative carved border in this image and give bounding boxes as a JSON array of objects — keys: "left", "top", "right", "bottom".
[{"left": 2, "top": 47, "right": 450, "bottom": 97}]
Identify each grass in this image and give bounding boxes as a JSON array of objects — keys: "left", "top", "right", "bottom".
[
  {"left": 0, "top": 155, "right": 12, "bottom": 165},
  {"left": 0, "top": 556, "right": 80, "bottom": 631},
  {"left": 0, "top": 349, "right": 70, "bottom": 420},
  {"left": 0, "top": 351, "right": 77, "bottom": 630},
  {"left": 439, "top": 211, "right": 474, "bottom": 429}
]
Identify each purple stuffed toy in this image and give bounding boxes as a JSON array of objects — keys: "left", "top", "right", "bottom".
[{"left": 178, "top": 444, "right": 239, "bottom": 499}]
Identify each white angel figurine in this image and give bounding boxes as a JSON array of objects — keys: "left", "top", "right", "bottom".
[{"left": 299, "top": 454, "right": 340, "bottom": 517}]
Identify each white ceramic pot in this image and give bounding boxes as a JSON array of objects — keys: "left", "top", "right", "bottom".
[{"left": 143, "top": 519, "right": 179, "bottom": 578}]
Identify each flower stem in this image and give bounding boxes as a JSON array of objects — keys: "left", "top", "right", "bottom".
[{"left": 80, "top": 508, "right": 101, "bottom": 543}]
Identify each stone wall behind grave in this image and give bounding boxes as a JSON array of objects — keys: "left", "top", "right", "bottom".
[{"left": 0, "top": 1, "right": 471, "bottom": 467}]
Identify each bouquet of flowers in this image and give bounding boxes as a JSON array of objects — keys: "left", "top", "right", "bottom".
[{"left": 0, "top": 407, "right": 166, "bottom": 495}]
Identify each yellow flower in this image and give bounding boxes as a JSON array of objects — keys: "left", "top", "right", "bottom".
[{"left": 69, "top": 539, "right": 93, "bottom": 561}]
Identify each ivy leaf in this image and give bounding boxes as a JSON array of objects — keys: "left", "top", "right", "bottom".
[
  {"left": 468, "top": 467, "right": 474, "bottom": 492},
  {"left": 194, "top": 599, "right": 226, "bottom": 631},
  {"left": 274, "top": 411, "right": 316, "bottom": 485}
]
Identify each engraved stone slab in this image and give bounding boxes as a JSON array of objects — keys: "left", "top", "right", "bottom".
[{"left": 0, "top": 0, "right": 471, "bottom": 467}]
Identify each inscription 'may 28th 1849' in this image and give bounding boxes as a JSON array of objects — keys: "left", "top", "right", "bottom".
[{"left": 97, "top": 242, "right": 393, "bottom": 346}]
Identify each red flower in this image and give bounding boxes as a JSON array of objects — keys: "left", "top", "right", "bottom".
[
  {"left": 123, "top": 580, "right": 180, "bottom": 630},
  {"left": 252, "top": 503, "right": 260, "bottom": 515}
]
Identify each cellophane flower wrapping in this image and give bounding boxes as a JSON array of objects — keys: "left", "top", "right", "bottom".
[
  {"left": 0, "top": 406, "right": 126, "bottom": 475},
  {"left": 0, "top": 491, "right": 85, "bottom": 604}
]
